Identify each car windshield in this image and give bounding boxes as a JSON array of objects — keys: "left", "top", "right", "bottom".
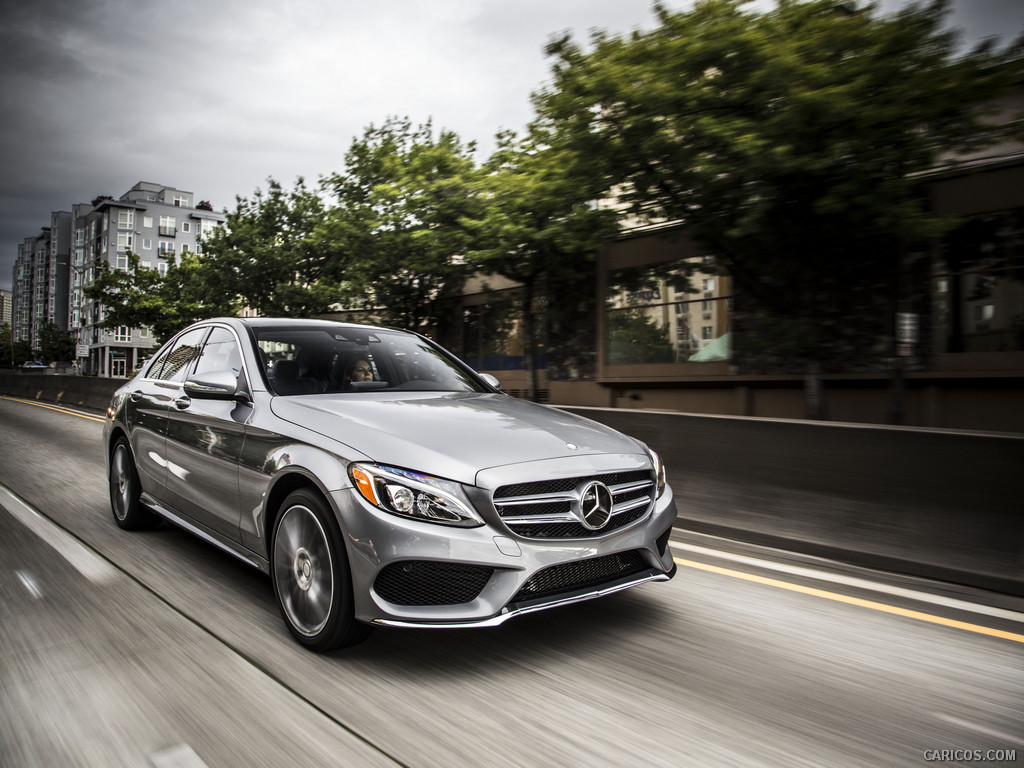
[{"left": 252, "top": 325, "right": 488, "bottom": 396}]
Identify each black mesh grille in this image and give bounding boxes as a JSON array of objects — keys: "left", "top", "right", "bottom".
[
  {"left": 506, "top": 506, "right": 647, "bottom": 539},
  {"left": 374, "top": 561, "right": 493, "bottom": 606},
  {"left": 494, "top": 470, "right": 651, "bottom": 500},
  {"left": 511, "top": 550, "right": 649, "bottom": 603}
]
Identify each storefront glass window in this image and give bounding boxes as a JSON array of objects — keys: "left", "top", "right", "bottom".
[{"left": 605, "top": 258, "right": 732, "bottom": 365}]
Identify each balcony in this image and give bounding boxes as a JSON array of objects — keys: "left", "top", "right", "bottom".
[{"left": 158, "top": 226, "right": 177, "bottom": 237}]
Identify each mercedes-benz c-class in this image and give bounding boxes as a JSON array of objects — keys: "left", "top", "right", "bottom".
[{"left": 103, "top": 318, "right": 676, "bottom": 650}]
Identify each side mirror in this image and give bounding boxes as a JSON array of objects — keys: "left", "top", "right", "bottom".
[
  {"left": 184, "top": 370, "right": 246, "bottom": 401},
  {"left": 478, "top": 373, "right": 500, "bottom": 390}
]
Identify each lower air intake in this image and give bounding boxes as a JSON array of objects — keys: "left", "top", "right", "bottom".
[
  {"left": 511, "top": 550, "right": 649, "bottom": 603},
  {"left": 374, "top": 561, "right": 493, "bottom": 606}
]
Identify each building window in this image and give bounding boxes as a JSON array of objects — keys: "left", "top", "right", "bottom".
[
  {"left": 181, "top": 221, "right": 191, "bottom": 233},
  {"left": 115, "top": 327, "right": 131, "bottom": 342},
  {"left": 158, "top": 262, "right": 168, "bottom": 277},
  {"left": 172, "top": 195, "right": 190, "bottom": 207},
  {"left": 159, "top": 241, "right": 175, "bottom": 255},
  {"left": 142, "top": 238, "right": 152, "bottom": 250},
  {"left": 116, "top": 253, "right": 129, "bottom": 270},
  {"left": 117, "top": 210, "right": 135, "bottom": 229},
  {"left": 159, "top": 216, "right": 176, "bottom": 236},
  {"left": 117, "top": 233, "right": 133, "bottom": 252},
  {"left": 605, "top": 257, "right": 732, "bottom": 365},
  {"left": 143, "top": 216, "right": 153, "bottom": 229}
]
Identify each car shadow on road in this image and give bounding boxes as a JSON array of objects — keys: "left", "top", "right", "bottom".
[{"left": 335, "top": 589, "right": 674, "bottom": 674}]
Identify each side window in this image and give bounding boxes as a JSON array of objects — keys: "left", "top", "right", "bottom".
[
  {"left": 194, "top": 327, "right": 243, "bottom": 378},
  {"left": 152, "top": 328, "right": 208, "bottom": 383},
  {"left": 144, "top": 345, "right": 173, "bottom": 379}
]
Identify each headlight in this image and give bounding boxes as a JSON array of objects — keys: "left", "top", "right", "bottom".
[
  {"left": 349, "top": 463, "right": 483, "bottom": 527},
  {"left": 648, "top": 449, "right": 667, "bottom": 498}
]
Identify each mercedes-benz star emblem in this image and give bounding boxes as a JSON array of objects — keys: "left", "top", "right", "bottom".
[{"left": 577, "top": 481, "right": 613, "bottom": 530}]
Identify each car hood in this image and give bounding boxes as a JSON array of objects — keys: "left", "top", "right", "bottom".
[{"left": 269, "top": 391, "right": 645, "bottom": 485}]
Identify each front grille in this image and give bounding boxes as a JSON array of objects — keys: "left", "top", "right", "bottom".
[
  {"left": 512, "top": 550, "right": 650, "bottom": 603},
  {"left": 374, "top": 561, "right": 493, "bottom": 606},
  {"left": 494, "top": 470, "right": 655, "bottom": 539}
]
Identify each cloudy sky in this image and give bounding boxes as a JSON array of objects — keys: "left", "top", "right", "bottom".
[{"left": 2, "top": 0, "right": 1021, "bottom": 292}]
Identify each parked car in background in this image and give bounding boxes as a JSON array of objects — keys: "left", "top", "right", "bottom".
[
  {"left": 102, "top": 318, "right": 677, "bottom": 650},
  {"left": 21, "top": 360, "right": 48, "bottom": 369}
]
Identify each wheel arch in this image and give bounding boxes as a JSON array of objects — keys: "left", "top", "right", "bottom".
[
  {"left": 263, "top": 470, "right": 338, "bottom": 559},
  {"left": 106, "top": 425, "right": 130, "bottom": 468}
]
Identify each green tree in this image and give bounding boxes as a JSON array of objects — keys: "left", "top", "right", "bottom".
[
  {"left": 85, "top": 251, "right": 238, "bottom": 344},
  {"left": 0, "top": 322, "right": 14, "bottom": 367},
  {"left": 535, "top": 0, "right": 1023, "bottom": 414},
  {"left": 202, "top": 178, "right": 341, "bottom": 318},
  {"left": 466, "top": 129, "right": 618, "bottom": 398},
  {"left": 38, "top": 321, "right": 76, "bottom": 363},
  {"left": 321, "top": 117, "right": 479, "bottom": 333}
]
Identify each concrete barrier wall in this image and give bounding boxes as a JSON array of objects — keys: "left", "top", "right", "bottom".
[
  {"left": 2, "top": 374, "right": 1019, "bottom": 595},
  {"left": 0, "top": 374, "right": 120, "bottom": 413},
  {"left": 562, "top": 407, "right": 1024, "bottom": 596}
]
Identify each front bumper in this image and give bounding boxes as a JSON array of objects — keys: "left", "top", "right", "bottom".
[{"left": 331, "top": 474, "right": 677, "bottom": 628}]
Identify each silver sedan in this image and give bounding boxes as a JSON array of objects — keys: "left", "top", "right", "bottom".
[{"left": 103, "top": 318, "right": 677, "bottom": 650}]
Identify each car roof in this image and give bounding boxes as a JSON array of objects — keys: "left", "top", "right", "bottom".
[{"left": 199, "top": 317, "right": 405, "bottom": 334}]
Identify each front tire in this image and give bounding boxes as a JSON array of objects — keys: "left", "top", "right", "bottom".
[
  {"left": 109, "top": 437, "right": 159, "bottom": 530},
  {"left": 271, "top": 489, "right": 370, "bottom": 651}
]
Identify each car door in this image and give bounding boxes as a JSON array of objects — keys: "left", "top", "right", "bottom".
[
  {"left": 162, "top": 325, "right": 251, "bottom": 542},
  {"left": 124, "top": 327, "right": 209, "bottom": 502}
]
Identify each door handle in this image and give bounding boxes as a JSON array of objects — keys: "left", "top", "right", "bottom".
[
  {"left": 174, "top": 396, "right": 191, "bottom": 409},
  {"left": 129, "top": 392, "right": 143, "bottom": 402}
]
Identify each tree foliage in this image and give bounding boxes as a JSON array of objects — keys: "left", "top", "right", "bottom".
[
  {"left": 85, "top": 251, "right": 238, "bottom": 344},
  {"left": 321, "top": 117, "right": 479, "bottom": 332},
  {"left": 38, "top": 321, "right": 76, "bottom": 362},
  {"left": 535, "top": 0, "right": 1023, "bottom": 370},
  {"left": 465, "top": 129, "right": 618, "bottom": 390},
  {"left": 201, "top": 178, "right": 340, "bottom": 318}
]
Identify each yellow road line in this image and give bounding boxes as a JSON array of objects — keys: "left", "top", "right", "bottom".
[
  {"left": 0, "top": 395, "right": 105, "bottom": 423},
  {"left": 674, "top": 556, "right": 1024, "bottom": 645}
]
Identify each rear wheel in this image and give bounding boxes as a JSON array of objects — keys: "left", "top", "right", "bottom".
[
  {"left": 271, "top": 489, "right": 371, "bottom": 651},
  {"left": 109, "top": 438, "right": 159, "bottom": 530}
]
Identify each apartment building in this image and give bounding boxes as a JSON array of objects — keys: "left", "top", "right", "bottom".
[
  {"left": 11, "top": 211, "right": 71, "bottom": 351},
  {"left": 0, "top": 289, "right": 12, "bottom": 327},
  {"left": 69, "top": 181, "right": 225, "bottom": 376}
]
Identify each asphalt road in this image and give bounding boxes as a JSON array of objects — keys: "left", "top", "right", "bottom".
[{"left": 1, "top": 395, "right": 1022, "bottom": 768}]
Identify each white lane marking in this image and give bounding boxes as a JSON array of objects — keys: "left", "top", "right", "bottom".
[
  {"left": 16, "top": 570, "right": 43, "bottom": 599},
  {"left": 671, "top": 540, "right": 1024, "bottom": 624},
  {"left": 0, "top": 484, "right": 118, "bottom": 585},
  {"left": 934, "top": 714, "right": 1024, "bottom": 747},
  {"left": 149, "top": 744, "right": 210, "bottom": 768}
]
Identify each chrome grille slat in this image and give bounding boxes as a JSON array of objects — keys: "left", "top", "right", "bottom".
[
  {"left": 610, "top": 480, "right": 653, "bottom": 494},
  {"left": 611, "top": 496, "right": 651, "bottom": 515},
  {"left": 494, "top": 492, "right": 577, "bottom": 507},
  {"left": 500, "top": 512, "right": 578, "bottom": 525}
]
